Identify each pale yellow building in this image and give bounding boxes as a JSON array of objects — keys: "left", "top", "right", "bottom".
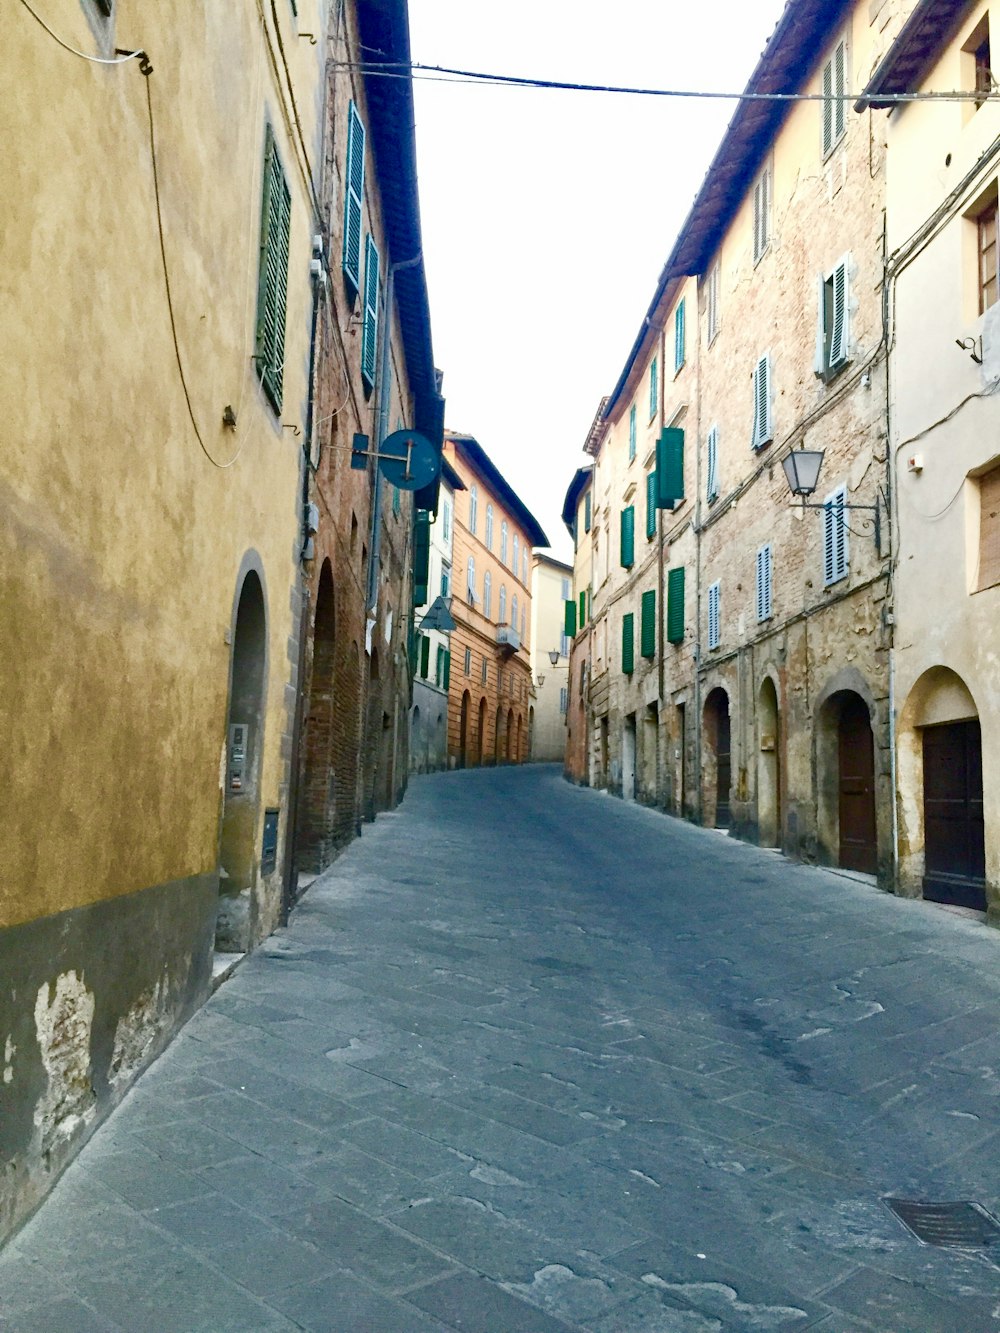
[
  {"left": 529, "top": 553, "right": 573, "bottom": 762},
  {"left": 859, "top": 0, "right": 1000, "bottom": 919}
]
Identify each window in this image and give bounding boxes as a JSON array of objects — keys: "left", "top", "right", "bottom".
[
  {"left": 481, "top": 655, "right": 488, "bottom": 683},
  {"left": 656, "top": 428, "right": 684, "bottom": 508},
  {"left": 559, "top": 687, "right": 568, "bottom": 715},
  {"left": 706, "top": 426, "right": 719, "bottom": 503},
  {"left": 483, "top": 570, "right": 492, "bottom": 618},
  {"left": 342, "top": 102, "right": 365, "bottom": 292},
  {"left": 707, "top": 581, "right": 721, "bottom": 650},
  {"left": 646, "top": 470, "right": 657, "bottom": 539},
  {"left": 440, "top": 564, "right": 451, "bottom": 597},
  {"left": 640, "top": 589, "right": 656, "bottom": 659},
  {"left": 976, "top": 33, "right": 993, "bottom": 103},
  {"left": 561, "top": 630, "right": 570, "bottom": 657},
  {"left": 622, "top": 613, "right": 635, "bottom": 674},
  {"left": 821, "top": 36, "right": 847, "bottom": 158},
  {"left": 966, "top": 16, "right": 993, "bottom": 108},
  {"left": 419, "top": 635, "right": 430, "bottom": 678},
  {"left": 818, "top": 256, "right": 850, "bottom": 376},
  {"left": 522, "top": 549, "right": 529, "bottom": 583},
  {"left": 756, "top": 544, "right": 773, "bottom": 621},
  {"left": 620, "top": 506, "right": 635, "bottom": 568},
  {"left": 579, "top": 589, "right": 587, "bottom": 628},
  {"left": 435, "top": 644, "right": 445, "bottom": 687},
  {"left": 822, "top": 485, "right": 848, "bottom": 586},
  {"left": 706, "top": 262, "right": 720, "bottom": 344},
  {"left": 674, "top": 300, "right": 686, "bottom": 373},
  {"left": 513, "top": 534, "right": 520, "bottom": 578},
  {"left": 442, "top": 500, "right": 452, "bottom": 544},
  {"left": 466, "top": 556, "right": 476, "bottom": 603},
  {"left": 485, "top": 504, "right": 494, "bottom": 549},
  {"left": 978, "top": 198, "right": 999, "bottom": 314},
  {"left": 977, "top": 466, "right": 1000, "bottom": 590},
  {"left": 751, "top": 354, "right": 773, "bottom": 450},
  {"left": 511, "top": 594, "right": 519, "bottom": 632},
  {"left": 521, "top": 603, "right": 526, "bottom": 638},
  {"left": 360, "top": 233, "right": 380, "bottom": 392},
  {"left": 255, "top": 126, "right": 292, "bottom": 412},
  {"left": 584, "top": 491, "right": 592, "bottom": 532},
  {"left": 464, "top": 646, "right": 471, "bottom": 674},
  {"left": 667, "top": 567, "right": 685, "bottom": 644},
  {"left": 629, "top": 404, "right": 637, "bottom": 461},
  {"left": 499, "top": 585, "right": 507, "bottom": 623},
  {"left": 500, "top": 521, "right": 508, "bottom": 565},
  {"left": 561, "top": 577, "right": 570, "bottom": 600},
  {"left": 753, "top": 163, "right": 772, "bottom": 264},
  {"left": 469, "top": 485, "right": 478, "bottom": 535},
  {"left": 649, "top": 357, "right": 658, "bottom": 419}
]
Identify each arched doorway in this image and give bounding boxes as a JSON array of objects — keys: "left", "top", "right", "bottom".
[
  {"left": 757, "top": 676, "right": 780, "bottom": 847},
  {"left": 495, "top": 706, "right": 504, "bottom": 763},
  {"left": 477, "top": 697, "right": 487, "bottom": 765},
  {"left": 218, "top": 568, "right": 267, "bottom": 952},
  {"left": 297, "top": 561, "right": 335, "bottom": 872},
  {"left": 703, "top": 687, "right": 731, "bottom": 828},
  {"left": 528, "top": 705, "right": 535, "bottom": 758},
  {"left": 622, "top": 713, "right": 636, "bottom": 801},
  {"left": 411, "top": 705, "right": 422, "bottom": 773},
  {"left": 898, "top": 667, "right": 985, "bottom": 910},
  {"left": 506, "top": 708, "right": 515, "bottom": 761},
  {"left": 817, "top": 689, "right": 876, "bottom": 873},
  {"left": 516, "top": 714, "right": 523, "bottom": 763},
  {"left": 459, "top": 691, "right": 471, "bottom": 768}
]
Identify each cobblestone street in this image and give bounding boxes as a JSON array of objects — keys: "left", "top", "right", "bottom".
[{"left": 3, "top": 765, "right": 1000, "bottom": 1331}]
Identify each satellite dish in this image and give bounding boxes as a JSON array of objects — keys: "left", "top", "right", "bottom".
[{"left": 378, "top": 430, "right": 440, "bottom": 492}]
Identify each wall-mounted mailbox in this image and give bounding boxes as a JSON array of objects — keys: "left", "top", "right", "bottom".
[
  {"left": 261, "top": 808, "right": 279, "bottom": 876},
  {"left": 228, "top": 723, "right": 248, "bottom": 792}
]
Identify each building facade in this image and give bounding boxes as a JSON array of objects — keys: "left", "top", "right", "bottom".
[
  {"left": 529, "top": 554, "right": 574, "bottom": 762},
  {"left": 860, "top": 0, "right": 1000, "bottom": 920},
  {"left": 561, "top": 464, "right": 595, "bottom": 784},
  {"left": 444, "top": 434, "right": 548, "bottom": 767},
  {"left": 411, "top": 460, "right": 463, "bottom": 773}
]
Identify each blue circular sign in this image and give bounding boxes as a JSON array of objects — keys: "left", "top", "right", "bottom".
[{"left": 378, "top": 430, "right": 439, "bottom": 491}]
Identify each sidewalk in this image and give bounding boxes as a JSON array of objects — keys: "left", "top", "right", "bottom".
[{"left": 3, "top": 766, "right": 1000, "bottom": 1331}]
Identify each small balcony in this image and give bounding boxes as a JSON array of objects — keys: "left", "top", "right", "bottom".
[{"left": 496, "top": 623, "right": 520, "bottom": 656}]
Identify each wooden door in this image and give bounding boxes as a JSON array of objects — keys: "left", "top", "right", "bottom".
[
  {"left": 716, "top": 705, "right": 731, "bottom": 828},
  {"left": 838, "top": 695, "right": 877, "bottom": 873},
  {"left": 923, "top": 720, "right": 986, "bottom": 910}
]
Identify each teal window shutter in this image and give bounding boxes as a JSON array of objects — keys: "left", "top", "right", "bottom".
[
  {"left": 255, "top": 125, "right": 291, "bottom": 412},
  {"left": 578, "top": 589, "right": 586, "bottom": 627},
  {"left": 361, "top": 234, "right": 380, "bottom": 391},
  {"left": 584, "top": 491, "right": 592, "bottom": 532},
  {"left": 620, "top": 505, "right": 635, "bottom": 567},
  {"left": 443, "top": 650, "right": 451, "bottom": 691},
  {"left": 640, "top": 589, "right": 656, "bottom": 658},
  {"left": 564, "top": 599, "right": 577, "bottom": 637},
  {"left": 435, "top": 644, "right": 444, "bottom": 686},
  {"left": 419, "top": 635, "right": 430, "bottom": 678},
  {"left": 629, "top": 404, "right": 637, "bottom": 460},
  {"left": 667, "top": 567, "right": 685, "bottom": 644},
  {"left": 413, "top": 510, "right": 430, "bottom": 603},
  {"left": 675, "top": 299, "right": 685, "bottom": 372},
  {"left": 646, "top": 470, "right": 657, "bottom": 538},
  {"left": 343, "top": 102, "right": 365, "bottom": 292},
  {"left": 649, "top": 357, "right": 658, "bottom": 418},
  {"left": 622, "top": 613, "right": 634, "bottom": 674},
  {"left": 655, "top": 428, "right": 684, "bottom": 508}
]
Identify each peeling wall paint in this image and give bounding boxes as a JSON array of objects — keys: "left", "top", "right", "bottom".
[{"left": 32, "top": 971, "right": 96, "bottom": 1162}]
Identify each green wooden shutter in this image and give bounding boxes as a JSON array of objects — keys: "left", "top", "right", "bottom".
[
  {"left": 646, "top": 470, "right": 657, "bottom": 538},
  {"left": 620, "top": 505, "right": 635, "bottom": 567},
  {"left": 655, "top": 428, "right": 684, "bottom": 508},
  {"left": 584, "top": 491, "right": 592, "bottom": 532},
  {"left": 649, "top": 356, "right": 658, "bottom": 418},
  {"left": 255, "top": 125, "right": 291, "bottom": 412},
  {"left": 640, "top": 589, "right": 656, "bottom": 658},
  {"left": 443, "top": 649, "right": 451, "bottom": 690},
  {"left": 667, "top": 567, "right": 685, "bottom": 644},
  {"left": 622, "top": 613, "right": 634, "bottom": 674},
  {"left": 413, "top": 509, "right": 430, "bottom": 604},
  {"left": 343, "top": 102, "right": 365, "bottom": 291},
  {"left": 674, "top": 299, "right": 685, "bottom": 373},
  {"left": 578, "top": 589, "right": 586, "bottom": 628},
  {"left": 361, "top": 234, "right": 380, "bottom": 390},
  {"left": 419, "top": 635, "right": 430, "bottom": 678},
  {"left": 564, "top": 599, "right": 577, "bottom": 637},
  {"left": 629, "top": 404, "right": 636, "bottom": 460}
]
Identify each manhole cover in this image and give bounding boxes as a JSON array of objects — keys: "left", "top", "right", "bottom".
[{"left": 884, "top": 1198, "right": 1000, "bottom": 1248}]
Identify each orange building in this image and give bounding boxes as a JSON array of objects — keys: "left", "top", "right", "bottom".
[{"left": 442, "top": 434, "right": 548, "bottom": 766}]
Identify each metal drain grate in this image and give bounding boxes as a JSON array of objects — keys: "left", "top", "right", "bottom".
[{"left": 884, "top": 1198, "right": 1000, "bottom": 1248}]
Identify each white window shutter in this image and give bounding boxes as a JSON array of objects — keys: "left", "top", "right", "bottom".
[
  {"left": 707, "top": 426, "right": 719, "bottom": 501},
  {"left": 814, "top": 273, "right": 827, "bottom": 376},
  {"left": 822, "top": 486, "right": 848, "bottom": 585},
  {"left": 752, "top": 355, "right": 772, "bottom": 449},
  {"left": 756, "top": 545, "right": 772, "bottom": 621},
  {"left": 830, "top": 259, "right": 848, "bottom": 366},
  {"left": 834, "top": 40, "right": 846, "bottom": 141},
  {"left": 708, "top": 581, "right": 720, "bottom": 649},
  {"left": 822, "top": 57, "right": 834, "bottom": 155}
]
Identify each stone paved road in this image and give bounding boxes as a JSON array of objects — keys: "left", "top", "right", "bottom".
[{"left": 4, "top": 765, "right": 1000, "bottom": 1331}]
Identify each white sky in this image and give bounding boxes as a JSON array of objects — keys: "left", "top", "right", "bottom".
[{"left": 407, "top": 1, "right": 788, "bottom": 562}]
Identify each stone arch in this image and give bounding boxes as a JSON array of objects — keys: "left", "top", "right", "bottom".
[
  {"left": 898, "top": 666, "right": 984, "bottom": 907},
  {"left": 506, "top": 707, "right": 515, "bottom": 762},
  {"left": 702, "top": 686, "right": 731, "bottom": 829},
  {"left": 757, "top": 673, "right": 780, "bottom": 848},
  {"left": 477, "top": 695, "right": 487, "bottom": 765},
  {"left": 516, "top": 713, "right": 523, "bottom": 763},
  {"left": 495, "top": 706, "right": 504, "bottom": 763},
  {"left": 297, "top": 560, "right": 336, "bottom": 872},
  {"left": 459, "top": 689, "right": 471, "bottom": 768},
  {"left": 815, "top": 678, "right": 877, "bottom": 874}
]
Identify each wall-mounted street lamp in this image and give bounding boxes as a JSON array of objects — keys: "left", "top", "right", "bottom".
[
  {"left": 548, "top": 649, "right": 561, "bottom": 666},
  {"left": 781, "top": 448, "right": 881, "bottom": 552}
]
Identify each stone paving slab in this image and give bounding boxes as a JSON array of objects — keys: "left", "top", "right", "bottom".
[{"left": 4, "top": 765, "right": 1000, "bottom": 1330}]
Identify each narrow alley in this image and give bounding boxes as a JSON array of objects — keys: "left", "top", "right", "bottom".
[{"left": 3, "top": 766, "right": 1000, "bottom": 1332}]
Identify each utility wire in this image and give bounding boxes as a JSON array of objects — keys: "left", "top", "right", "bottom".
[
  {"left": 336, "top": 58, "right": 997, "bottom": 105},
  {"left": 16, "top": 0, "right": 144, "bottom": 65}
]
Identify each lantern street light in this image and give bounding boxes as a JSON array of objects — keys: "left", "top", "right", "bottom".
[
  {"left": 780, "top": 448, "right": 881, "bottom": 552},
  {"left": 548, "top": 649, "right": 561, "bottom": 666}
]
